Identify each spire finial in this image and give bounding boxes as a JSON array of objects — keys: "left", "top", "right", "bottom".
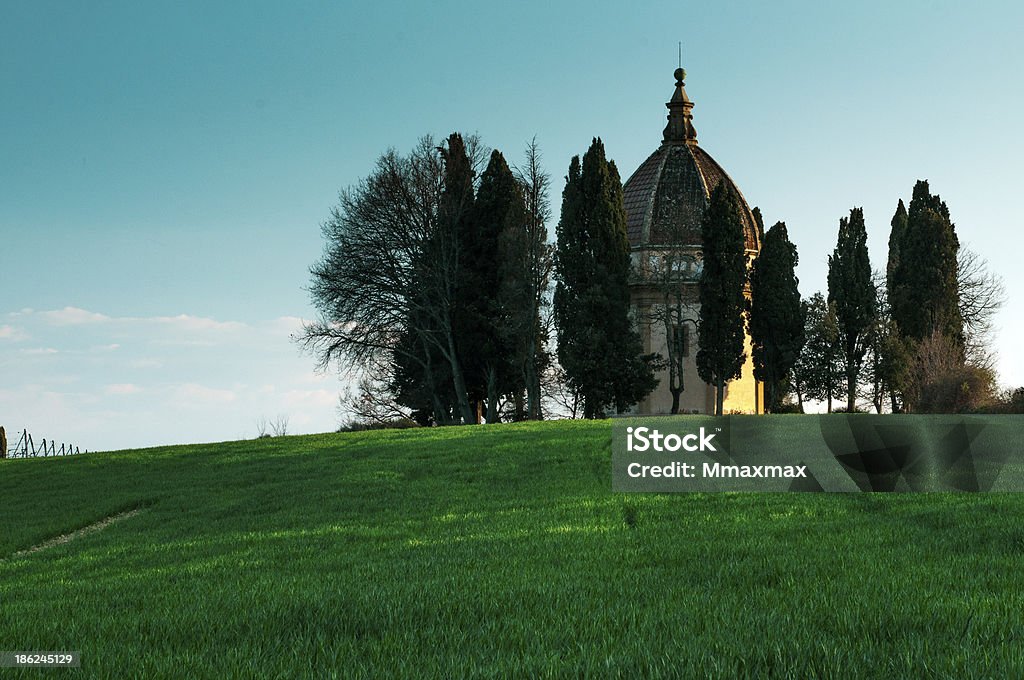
[{"left": 663, "top": 65, "right": 697, "bottom": 145}]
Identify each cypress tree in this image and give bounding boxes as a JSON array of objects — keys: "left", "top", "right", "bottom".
[
  {"left": 553, "top": 156, "right": 586, "bottom": 411},
  {"left": 889, "top": 180, "right": 962, "bottom": 346},
  {"left": 696, "top": 183, "right": 748, "bottom": 416},
  {"left": 462, "top": 149, "right": 526, "bottom": 422},
  {"left": 886, "top": 199, "right": 907, "bottom": 303},
  {"left": 794, "top": 293, "right": 844, "bottom": 412},
  {"left": 751, "top": 206, "right": 766, "bottom": 243},
  {"left": 433, "top": 133, "right": 477, "bottom": 424},
  {"left": 749, "top": 221, "right": 805, "bottom": 412},
  {"left": 827, "top": 207, "right": 876, "bottom": 412},
  {"left": 554, "top": 138, "right": 657, "bottom": 418}
]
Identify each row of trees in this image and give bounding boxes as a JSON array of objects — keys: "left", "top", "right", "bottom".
[
  {"left": 301, "top": 133, "right": 554, "bottom": 425},
  {"left": 785, "top": 181, "right": 1005, "bottom": 413},
  {"left": 303, "top": 129, "right": 1004, "bottom": 423},
  {"left": 648, "top": 177, "right": 1005, "bottom": 415},
  {"left": 303, "top": 133, "right": 708, "bottom": 423}
]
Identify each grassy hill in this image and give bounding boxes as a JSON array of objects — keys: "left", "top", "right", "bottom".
[{"left": 2, "top": 419, "right": 1023, "bottom": 677}]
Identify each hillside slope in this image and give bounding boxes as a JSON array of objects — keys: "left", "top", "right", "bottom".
[{"left": 2, "top": 420, "right": 1023, "bottom": 677}]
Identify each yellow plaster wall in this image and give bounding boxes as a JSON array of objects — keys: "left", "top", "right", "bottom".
[{"left": 633, "top": 302, "right": 762, "bottom": 415}]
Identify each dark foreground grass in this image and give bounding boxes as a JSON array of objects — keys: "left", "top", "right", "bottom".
[{"left": 1, "top": 418, "right": 1023, "bottom": 678}]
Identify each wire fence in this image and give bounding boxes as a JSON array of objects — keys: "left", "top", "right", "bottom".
[{"left": 1, "top": 428, "right": 88, "bottom": 459}]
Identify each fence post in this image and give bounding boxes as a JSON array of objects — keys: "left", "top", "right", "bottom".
[{"left": 5, "top": 430, "right": 86, "bottom": 459}]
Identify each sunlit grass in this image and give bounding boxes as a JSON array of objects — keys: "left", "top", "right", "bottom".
[{"left": 1, "top": 419, "right": 1023, "bottom": 677}]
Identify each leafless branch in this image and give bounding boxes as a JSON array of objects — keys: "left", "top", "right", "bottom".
[{"left": 957, "top": 246, "right": 1005, "bottom": 370}]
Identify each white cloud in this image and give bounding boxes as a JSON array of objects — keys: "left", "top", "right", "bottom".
[
  {"left": 297, "top": 371, "right": 335, "bottom": 386},
  {"left": 0, "top": 324, "right": 28, "bottom": 341},
  {"left": 21, "top": 347, "right": 59, "bottom": 355},
  {"left": 105, "top": 383, "right": 142, "bottom": 395},
  {"left": 1, "top": 307, "right": 344, "bottom": 449},
  {"left": 38, "top": 307, "right": 111, "bottom": 325},
  {"left": 20, "top": 307, "right": 247, "bottom": 333},
  {"left": 149, "top": 314, "right": 247, "bottom": 332},
  {"left": 267, "top": 316, "right": 307, "bottom": 336},
  {"left": 173, "top": 383, "right": 238, "bottom": 405},
  {"left": 150, "top": 339, "right": 220, "bottom": 347},
  {"left": 282, "top": 388, "right": 337, "bottom": 409}
]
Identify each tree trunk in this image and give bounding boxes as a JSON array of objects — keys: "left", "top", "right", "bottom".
[
  {"left": 430, "top": 394, "right": 448, "bottom": 425},
  {"left": 419, "top": 335, "right": 450, "bottom": 425},
  {"left": 445, "top": 331, "right": 475, "bottom": 425},
  {"left": 716, "top": 378, "right": 725, "bottom": 416},
  {"left": 846, "top": 345, "right": 857, "bottom": 413},
  {"left": 524, "top": 334, "right": 542, "bottom": 420},
  {"left": 872, "top": 354, "right": 883, "bottom": 413},
  {"left": 512, "top": 390, "right": 526, "bottom": 422},
  {"left": 826, "top": 363, "right": 833, "bottom": 413},
  {"left": 526, "top": 373, "right": 541, "bottom": 420},
  {"left": 664, "top": 297, "right": 684, "bottom": 416},
  {"left": 485, "top": 365, "right": 499, "bottom": 424}
]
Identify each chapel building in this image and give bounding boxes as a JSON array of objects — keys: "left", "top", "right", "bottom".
[{"left": 622, "top": 68, "right": 764, "bottom": 414}]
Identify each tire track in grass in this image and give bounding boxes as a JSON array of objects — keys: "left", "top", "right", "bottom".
[{"left": 7, "top": 508, "right": 145, "bottom": 559}]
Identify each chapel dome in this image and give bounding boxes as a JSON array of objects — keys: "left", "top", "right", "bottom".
[{"left": 622, "top": 69, "right": 761, "bottom": 252}]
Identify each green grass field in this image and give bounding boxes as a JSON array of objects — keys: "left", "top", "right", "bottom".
[{"left": 2, "top": 418, "right": 1023, "bottom": 678}]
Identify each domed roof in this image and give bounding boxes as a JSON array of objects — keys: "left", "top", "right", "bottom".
[{"left": 623, "top": 70, "right": 761, "bottom": 252}]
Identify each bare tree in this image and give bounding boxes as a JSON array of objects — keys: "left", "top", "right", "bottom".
[
  {"left": 298, "top": 135, "right": 487, "bottom": 425},
  {"left": 270, "top": 415, "right": 289, "bottom": 437},
  {"left": 255, "top": 417, "right": 269, "bottom": 439},
  {"left": 511, "top": 137, "right": 554, "bottom": 420},
  {"left": 907, "top": 328, "right": 996, "bottom": 412},
  {"left": 338, "top": 365, "right": 415, "bottom": 426},
  {"left": 957, "top": 246, "right": 1005, "bottom": 371},
  {"left": 640, "top": 252, "right": 699, "bottom": 414},
  {"left": 857, "top": 269, "right": 891, "bottom": 413},
  {"left": 635, "top": 180, "right": 703, "bottom": 415},
  {"left": 540, "top": 362, "right": 582, "bottom": 419}
]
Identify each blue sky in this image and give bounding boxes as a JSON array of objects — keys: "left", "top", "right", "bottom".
[{"left": 2, "top": 0, "right": 1022, "bottom": 450}]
